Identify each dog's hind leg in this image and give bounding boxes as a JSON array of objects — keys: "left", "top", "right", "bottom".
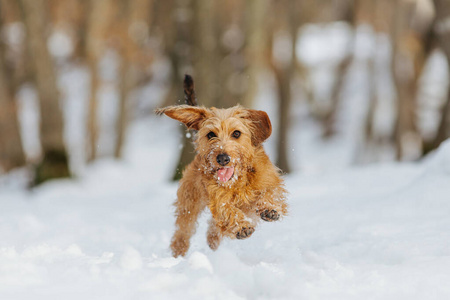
[
  {"left": 170, "top": 175, "right": 206, "bottom": 257},
  {"left": 206, "top": 218, "right": 222, "bottom": 251}
]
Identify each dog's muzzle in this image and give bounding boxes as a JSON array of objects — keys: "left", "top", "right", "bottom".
[{"left": 216, "top": 153, "right": 234, "bottom": 183}]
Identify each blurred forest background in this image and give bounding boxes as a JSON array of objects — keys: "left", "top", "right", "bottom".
[{"left": 0, "top": 0, "right": 450, "bottom": 185}]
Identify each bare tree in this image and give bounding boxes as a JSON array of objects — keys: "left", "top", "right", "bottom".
[
  {"left": 354, "top": 0, "right": 384, "bottom": 163},
  {"left": 242, "top": 0, "right": 270, "bottom": 107},
  {"left": 171, "top": 0, "right": 222, "bottom": 180},
  {"left": 85, "top": 0, "right": 115, "bottom": 162},
  {"left": 271, "top": 0, "right": 299, "bottom": 174},
  {"left": 19, "top": 0, "right": 70, "bottom": 184},
  {"left": 322, "top": 0, "right": 356, "bottom": 137},
  {"left": 192, "top": 0, "right": 220, "bottom": 108},
  {"left": 161, "top": 0, "right": 197, "bottom": 181},
  {"left": 390, "top": 0, "right": 422, "bottom": 160},
  {"left": 114, "top": 0, "right": 153, "bottom": 159},
  {"left": 159, "top": 0, "right": 187, "bottom": 108},
  {"left": 0, "top": 13, "right": 25, "bottom": 171},
  {"left": 432, "top": 0, "right": 450, "bottom": 148}
]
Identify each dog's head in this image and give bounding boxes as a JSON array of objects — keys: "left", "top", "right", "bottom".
[{"left": 156, "top": 105, "right": 272, "bottom": 185}]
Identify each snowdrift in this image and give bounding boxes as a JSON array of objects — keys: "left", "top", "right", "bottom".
[{"left": 1, "top": 123, "right": 450, "bottom": 299}]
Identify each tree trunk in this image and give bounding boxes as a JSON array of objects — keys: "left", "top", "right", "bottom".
[
  {"left": 432, "top": 0, "right": 450, "bottom": 148},
  {"left": 85, "top": 0, "right": 114, "bottom": 161},
  {"left": 172, "top": 0, "right": 221, "bottom": 180},
  {"left": 192, "top": 0, "right": 219, "bottom": 108},
  {"left": 242, "top": 0, "right": 270, "bottom": 107},
  {"left": 390, "top": 0, "right": 421, "bottom": 161},
  {"left": 322, "top": 47, "right": 353, "bottom": 137},
  {"left": 272, "top": 0, "right": 298, "bottom": 174},
  {"left": 322, "top": 1, "right": 355, "bottom": 138},
  {"left": 355, "top": 0, "right": 381, "bottom": 163},
  {"left": 114, "top": 0, "right": 153, "bottom": 159},
  {"left": 114, "top": 57, "right": 130, "bottom": 159},
  {"left": 433, "top": 92, "right": 450, "bottom": 149},
  {"left": 164, "top": 0, "right": 196, "bottom": 181},
  {"left": 19, "top": 0, "right": 70, "bottom": 184},
  {"left": 274, "top": 68, "right": 292, "bottom": 174},
  {"left": 86, "top": 57, "right": 100, "bottom": 161},
  {"left": 0, "top": 17, "right": 26, "bottom": 172}
]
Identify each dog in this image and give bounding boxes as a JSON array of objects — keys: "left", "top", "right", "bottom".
[{"left": 156, "top": 82, "right": 287, "bottom": 258}]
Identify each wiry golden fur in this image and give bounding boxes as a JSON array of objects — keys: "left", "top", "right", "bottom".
[{"left": 156, "top": 105, "right": 288, "bottom": 257}]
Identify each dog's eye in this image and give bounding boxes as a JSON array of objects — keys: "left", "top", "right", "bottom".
[
  {"left": 232, "top": 130, "right": 241, "bottom": 139},
  {"left": 207, "top": 131, "right": 217, "bottom": 140}
]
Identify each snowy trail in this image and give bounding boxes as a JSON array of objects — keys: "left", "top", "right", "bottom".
[{"left": 1, "top": 120, "right": 450, "bottom": 299}]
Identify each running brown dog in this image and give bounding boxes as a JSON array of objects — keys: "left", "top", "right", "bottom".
[{"left": 156, "top": 101, "right": 288, "bottom": 257}]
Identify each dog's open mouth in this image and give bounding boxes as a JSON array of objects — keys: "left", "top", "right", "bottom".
[{"left": 217, "top": 167, "right": 234, "bottom": 183}]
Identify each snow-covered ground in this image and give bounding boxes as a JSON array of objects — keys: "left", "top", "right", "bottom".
[
  {"left": 1, "top": 113, "right": 450, "bottom": 299},
  {"left": 2, "top": 20, "right": 450, "bottom": 299}
]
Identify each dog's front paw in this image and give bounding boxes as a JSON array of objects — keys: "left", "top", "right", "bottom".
[
  {"left": 236, "top": 227, "right": 255, "bottom": 239},
  {"left": 260, "top": 209, "right": 280, "bottom": 222}
]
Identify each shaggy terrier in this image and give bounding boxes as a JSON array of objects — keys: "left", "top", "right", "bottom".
[{"left": 156, "top": 79, "right": 287, "bottom": 257}]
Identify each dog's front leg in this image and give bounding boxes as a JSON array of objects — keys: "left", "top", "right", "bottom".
[
  {"left": 171, "top": 180, "right": 206, "bottom": 257},
  {"left": 255, "top": 187, "right": 288, "bottom": 222},
  {"left": 209, "top": 201, "right": 255, "bottom": 240}
]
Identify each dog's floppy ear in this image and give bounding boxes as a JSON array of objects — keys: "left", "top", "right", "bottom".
[
  {"left": 155, "top": 105, "right": 210, "bottom": 130},
  {"left": 244, "top": 109, "right": 272, "bottom": 146}
]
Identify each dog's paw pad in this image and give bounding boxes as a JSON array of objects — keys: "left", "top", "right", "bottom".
[
  {"left": 236, "top": 227, "right": 255, "bottom": 239},
  {"left": 260, "top": 209, "right": 280, "bottom": 222}
]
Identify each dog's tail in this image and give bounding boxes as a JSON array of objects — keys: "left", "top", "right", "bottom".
[{"left": 183, "top": 74, "right": 197, "bottom": 106}]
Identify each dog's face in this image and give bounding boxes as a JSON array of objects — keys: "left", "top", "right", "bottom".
[{"left": 156, "top": 105, "right": 272, "bottom": 186}]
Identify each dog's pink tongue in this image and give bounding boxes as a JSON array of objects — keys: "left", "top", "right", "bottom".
[{"left": 218, "top": 167, "right": 234, "bottom": 182}]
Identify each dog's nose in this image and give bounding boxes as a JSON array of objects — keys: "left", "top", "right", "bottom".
[{"left": 216, "top": 153, "right": 231, "bottom": 166}]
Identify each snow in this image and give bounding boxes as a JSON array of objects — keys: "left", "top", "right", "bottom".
[
  {"left": 48, "top": 29, "right": 74, "bottom": 60},
  {"left": 2, "top": 20, "right": 450, "bottom": 300},
  {"left": 297, "top": 22, "right": 352, "bottom": 66},
  {"left": 2, "top": 113, "right": 450, "bottom": 299}
]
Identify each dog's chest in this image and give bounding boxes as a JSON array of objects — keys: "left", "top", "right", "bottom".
[{"left": 204, "top": 180, "right": 259, "bottom": 206}]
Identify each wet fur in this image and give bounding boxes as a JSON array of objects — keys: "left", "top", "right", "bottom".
[{"left": 156, "top": 105, "right": 288, "bottom": 257}]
